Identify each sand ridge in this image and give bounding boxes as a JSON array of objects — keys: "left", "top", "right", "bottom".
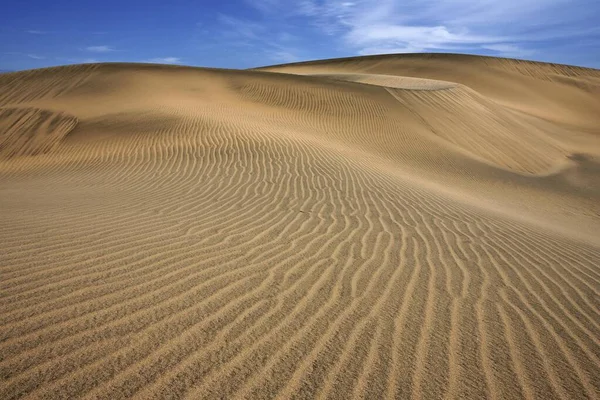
[
  {"left": 0, "top": 54, "right": 599, "bottom": 399},
  {"left": 308, "top": 73, "right": 458, "bottom": 90}
]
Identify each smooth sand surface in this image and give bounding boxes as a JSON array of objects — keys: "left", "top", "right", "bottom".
[{"left": 1, "top": 54, "right": 599, "bottom": 399}]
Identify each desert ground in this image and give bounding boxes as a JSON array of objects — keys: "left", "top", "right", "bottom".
[{"left": 1, "top": 53, "right": 599, "bottom": 399}]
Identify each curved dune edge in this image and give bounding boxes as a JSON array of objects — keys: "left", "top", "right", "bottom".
[
  {"left": 309, "top": 73, "right": 458, "bottom": 91},
  {"left": 258, "top": 53, "right": 600, "bottom": 130},
  {"left": 0, "top": 107, "right": 78, "bottom": 158},
  {"left": 0, "top": 57, "right": 599, "bottom": 400},
  {"left": 538, "top": 153, "right": 600, "bottom": 193}
]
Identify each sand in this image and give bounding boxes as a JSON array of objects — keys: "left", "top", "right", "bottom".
[{"left": 0, "top": 54, "right": 599, "bottom": 399}]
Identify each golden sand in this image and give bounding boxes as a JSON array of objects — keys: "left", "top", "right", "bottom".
[{"left": 1, "top": 54, "right": 599, "bottom": 399}]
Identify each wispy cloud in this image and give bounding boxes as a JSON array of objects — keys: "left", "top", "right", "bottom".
[
  {"left": 85, "top": 45, "right": 116, "bottom": 53},
  {"left": 2, "top": 52, "right": 47, "bottom": 60},
  {"left": 144, "top": 57, "right": 182, "bottom": 64},
  {"left": 482, "top": 44, "right": 535, "bottom": 58},
  {"left": 267, "top": 50, "right": 301, "bottom": 63},
  {"left": 246, "top": 0, "right": 594, "bottom": 59},
  {"left": 217, "top": 14, "right": 265, "bottom": 40},
  {"left": 292, "top": 1, "right": 522, "bottom": 54},
  {"left": 214, "top": 13, "right": 306, "bottom": 64},
  {"left": 6, "top": 0, "right": 596, "bottom": 71}
]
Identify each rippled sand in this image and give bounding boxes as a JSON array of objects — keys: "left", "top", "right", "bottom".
[{"left": 1, "top": 54, "right": 599, "bottom": 399}]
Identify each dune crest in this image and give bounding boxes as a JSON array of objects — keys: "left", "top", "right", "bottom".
[{"left": 1, "top": 54, "right": 599, "bottom": 399}]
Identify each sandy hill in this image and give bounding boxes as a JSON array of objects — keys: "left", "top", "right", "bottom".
[{"left": 1, "top": 54, "right": 599, "bottom": 399}]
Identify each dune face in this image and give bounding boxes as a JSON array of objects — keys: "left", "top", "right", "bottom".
[
  {"left": 0, "top": 107, "right": 78, "bottom": 158},
  {"left": 0, "top": 55, "right": 599, "bottom": 400}
]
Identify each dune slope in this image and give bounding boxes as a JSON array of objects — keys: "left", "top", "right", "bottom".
[{"left": 1, "top": 55, "right": 599, "bottom": 399}]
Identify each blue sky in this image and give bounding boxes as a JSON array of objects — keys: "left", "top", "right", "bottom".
[{"left": 1, "top": 0, "right": 599, "bottom": 71}]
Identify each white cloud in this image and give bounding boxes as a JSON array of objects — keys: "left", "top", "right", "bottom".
[
  {"left": 347, "top": 24, "right": 506, "bottom": 47},
  {"left": 247, "top": 0, "right": 591, "bottom": 58},
  {"left": 144, "top": 57, "right": 182, "bottom": 64},
  {"left": 26, "top": 30, "right": 47, "bottom": 34},
  {"left": 27, "top": 54, "right": 45, "bottom": 60},
  {"left": 85, "top": 45, "right": 116, "bottom": 53}
]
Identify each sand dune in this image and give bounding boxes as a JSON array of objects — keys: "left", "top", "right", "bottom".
[
  {"left": 0, "top": 107, "right": 78, "bottom": 158},
  {"left": 0, "top": 54, "right": 599, "bottom": 399}
]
